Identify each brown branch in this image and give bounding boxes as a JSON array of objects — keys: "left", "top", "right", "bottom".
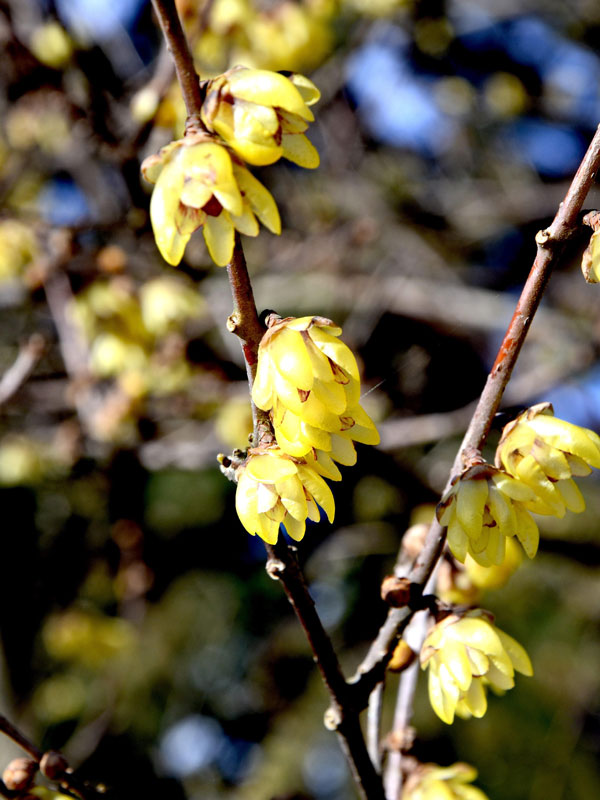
[
  {"left": 151, "top": 2, "right": 385, "bottom": 797},
  {"left": 150, "top": 0, "right": 204, "bottom": 122},
  {"left": 348, "top": 122, "right": 600, "bottom": 706},
  {"left": 0, "top": 334, "right": 45, "bottom": 407},
  {"left": 266, "top": 541, "right": 385, "bottom": 800},
  {"left": 0, "top": 716, "right": 106, "bottom": 800}
]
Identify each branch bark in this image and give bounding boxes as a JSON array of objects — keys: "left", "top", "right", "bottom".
[
  {"left": 348, "top": 122, "right": 600, "bottom": 706},
  {"left": 150, "top": 2, "right": 385, "bottom": 797}
]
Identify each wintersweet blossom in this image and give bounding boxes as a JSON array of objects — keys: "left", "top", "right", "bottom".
[
  {"left": 420, "top": 609, "right": 532, "bottom": 725},
  {"left": 252, "top": 315, "right": 379, "bottom": 462},
  {"left": 141, "top": 136, "right": 280, "bottom": 266},
  {"left": 402, "top": 762, "right": 489, "bottom": 800},
  {"left": 436, "top": 463, "right": 539, "bottom": 566},
  {"left": 201, "top": 66, "right": 320, "bottom": 167},
  {"left": 496, "top": 402, "right": 600, "bottom": 517},
  {"left": 235, "top": 448, "right": 334, "bottom": 544}
]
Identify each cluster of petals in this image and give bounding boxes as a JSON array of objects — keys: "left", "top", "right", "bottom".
[
  {"left": 420, "top": 609, "right": 533, "bottom": 725},
  {"left": 235, "top": 447, "right": 334, "bottom": 544},
  {"left": 141, "top": 136, "right": 280, "bottom": 267},
  {"left": 201, "top": 66, "right": 320, "bottom": 168},
  {"left": 402, "top": 762, "right": 489, "bottom": 800},
  {"left": 496, "top": 402, "right": 600, "bottom": 518},
  {"left": 436, "top": 463, "right": 539, "bottom": 567},
  {"left": 251, "top": 315, "right": 380, "bottom": 469}
]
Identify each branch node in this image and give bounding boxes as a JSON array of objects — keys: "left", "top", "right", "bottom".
[
  {"left": 535, "top": 228, "right": 551, "bottom": 246},
  {"left": 226, "top": 312, "right": 240, "bottom": 333},
  {"left": 265, "top": 557, "right": 285, "bottom": 580},
  {"left": 324, "top": 705, "right": 342, "bottom": 731},
  {"left": 40, "top": 751, "right": 68, "bottom": 781}
]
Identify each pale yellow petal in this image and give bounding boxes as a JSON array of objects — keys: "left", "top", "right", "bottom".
[
  {"left": 246, "top": 453, "right": 297, "bottom": 482},
  {"left": 297, "top": 465, "right": 335, "bottom": 523},
  {"left": 455, "top": 478, "right": 488, "bottom": 541},
  {"left": 233, "top": 166, "right": 281, "bottom": 234},
  {"left": 281, "top": 133, "right": 320, "bottom": 168},
  {"left": 203, "top": 211, "right": 235, "bottom": 267}
]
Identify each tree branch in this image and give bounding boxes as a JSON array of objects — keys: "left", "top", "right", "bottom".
[
  {"left": 151, "top": 2, "right": 385, "bottom": 797},
  {"left": 348, "top": 122, "right": 600, "bottom": 706}
]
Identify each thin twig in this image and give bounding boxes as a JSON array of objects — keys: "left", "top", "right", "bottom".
[
  {"left": 150, "top": 0, "right": 204, "bottom": 120},
  {"left": 348, "top": 122, "right": 600, "bottom": 705},
  {"left": 0, "top": 335, "right": 45, "bottom": 407},
  {"left": 0, "top": 715, "right": 106, "bottom": 800},
  {"left": 265, "top": 541, "right": 386, "bottom": 800},
  {"left": 150, "top": 2, "right": 385, "bottom": 796}
]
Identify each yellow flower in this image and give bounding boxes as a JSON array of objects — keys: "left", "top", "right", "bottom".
[
  {"left": 202, "top": 66, "right": 320, "bottom": 167},
  {"left": 235, "top": 448, "right": 335, "bottom": 544},
  {"left": 0, "top": 219, "right": 38, "bottom": 282},
  {"left": 496, "top": 402, "right": 600, "bottom": 517},
  {"left": 436, "top": 463, "right": 539, "bottom": 566},
  {"left": 251, "top": 315, "right": 379, "bottom": 462},
  {"left": 420, "top": 609, "right": 532, "bottom": 725},
  {"left": 141, "top": 135, "right": 281, "bottom": 266},
  {"left": 402, "top": 762, "right": 489, "bottom": 800}
]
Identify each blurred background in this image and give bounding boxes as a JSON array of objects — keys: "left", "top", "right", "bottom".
[{"left": 0, "top": 0, "right": 600, "bottom": 798}]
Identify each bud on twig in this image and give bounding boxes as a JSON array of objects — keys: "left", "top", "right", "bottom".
[
  {"left": 40, "top": 750, "right": 68, "bottom": 780},
  {"left": 380, "top": 576, "right": 412, "bottom": 607},
  {"left": 3, "top": 757, "right": 37, "bottom": 792}
]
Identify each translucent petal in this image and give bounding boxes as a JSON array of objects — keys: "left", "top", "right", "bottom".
[
  {"left": 150, "top": 160, "right": 187, "bottom": 265},
  {"left": 305, "top": 340, "right": 337, "bottom": 383},
  {"left": 272, "top": 369, "right": 304, "bottom": 415},
  {"left": 233, "top": 99, "right": 279, "bottom": 136},
  {"left": 491, "top": 471, "right": 536, "bottom": 502},
  {"left": 297, "top": 465, "right": 335, "bottom": 522},
  {"left": 461, "top": 677, "right": 487, "bottom": 718},
  {"left": 231, "top": 203, "right": 259, "bottom": 237},
  {"left": 516, "top": 455, "right": 566, "bottom": 516},
  {"left": 456, "top": 478, "right": 488, "bottom": 541},
  {"left": 558, "top": 477, "right": 585, "bottom": 513},
  {"left": 446, "top": 510, "right": 468, "bottom": 563},
  {"left": 281, "top": 133, "right": 320, "bottom": 168},
  {"left": 246, "top": 453, "right": 297, "bottom": 482},
  {"left": 514, "top": 504, "right": 539, "bottom": 558},
  {"left": 448, "top": 619, "right": 503, "bottom": 656},
  {"left": 312, "top": 377, "right": 347, "bottom": 415},
  {"left": 276, "top": 474, "right": 307, "bottom": 521},
  {"left": 179, "top": 179, "right": 213, "bottom": 210},
  {"left": 279, "top": 108, "right": 309, "bottom": 134},
  {"left": 531, "top": 439, "right": 571, "bottom": 480},
  {"left": 487, "top": 484, "right": 516, "bottom": 537},
  {"left": 528, "top": 415, "right": 600, "bottom": 467},
  {"left": 486, "top": 661, "right": 514, "bottom": 691},
  {"left": 275, "top": 426, "right": 311, "bottom": 458},
  {"left": 252, "top": 351, "right": 274, "bottom": 410},
  {"left": 465, "top": 646, "right": 489, "bottom": 676},
  {"left": 329, "top": 434, "right": 357, "bottom": 466},
  {"left": 565, "top": 453, "right": 593, "bottom": 477},
  {"left": 289, "top": 73, "right": 321, "bottom": 106},
  {"left": 308, "top": 327, "right": 360, "bottom": 380},
  {"left": 257, "top": 513, "right": 280, "bottom": 544},
  {"left": 283, "top": 513, "right": 305, "bottom": 541},
  {"left": 228, "top": 68, "right": 313, "bottom": 119},
  {"left": 256, "top": 481, "right": 278, "bottom": 513},
  {"left": 233, "top": 166, "right": 281, "bottom": 234},
  {"left": 484, "top": 524, "right": 506, "bottom": 566},
  {"left": 306, "top": 497, "right": 320, "bottom": 522},
  {"left": 300, "top": 421, "right": 331, "bottom": 451},
  {"left": 298, "top": 391, "right": 341, "bottom": 432},
  {"left": 203, "top": 211, "right": 235, "bottom": 267},
  {"left": 309, "top": 450, "right": 342, "bottom": 482},
  {"left": 235, "top": 471, "right": 258, "bottom": 534},
  {"left": 341, "top": 405, "right": 380, "bottom": 444},
  {"left": 428, "top": 663, "right": 456, "bottom": 724},
  {"left": 439, "top": 640, "right": 473, "bottom": 692},
  {"left": 270, "top": 328, "right": 314, "bottom": 390},
  {"left": 496, "top": 629, "right": 533, "bottom": 676}
]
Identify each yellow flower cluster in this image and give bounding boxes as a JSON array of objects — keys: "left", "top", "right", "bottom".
[
  {"left": 236, "top": 315, "right": 379, "bottom": 543},
  {"left": 420, "top": 609, "right": 532, "bottom": 725},
  {"left": 437, "top": 404, "right": 600, "bottom": 566},
  {"left": 141, "top": 68, "right": 320, "bottom": 267},
  {"left": 402, "top": 762, "right": 489, "bottom": 800}
]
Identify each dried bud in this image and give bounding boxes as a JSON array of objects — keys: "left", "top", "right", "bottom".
[
  {"left": 388, "top": 640, "right": 417, "bottom": 672},
  {"left": 40, "top": 750, "right": 68, "bottom": 780},
  {"left": 3, "top": 757, "right": 37, "bottom": 791},
  {"left": 380, "top": 575, "right": 412, "bottom": 607}
]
